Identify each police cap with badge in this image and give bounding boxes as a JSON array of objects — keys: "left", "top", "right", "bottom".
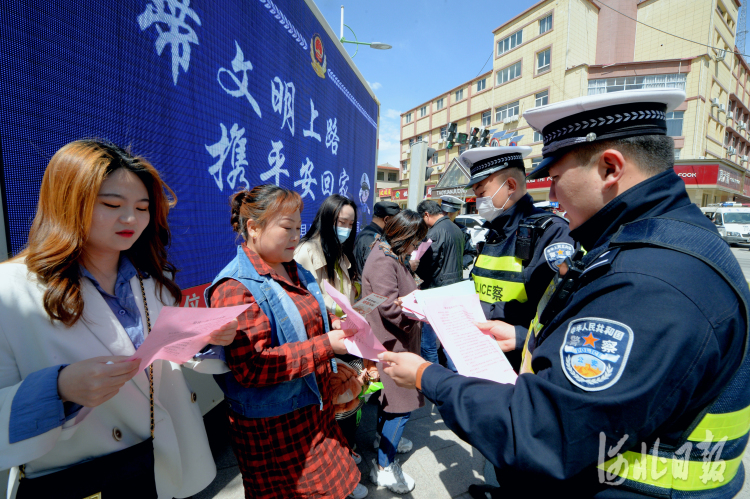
[
  {"left": 461, "top": 146, "right": 532, "bottom": 187},
  {"left": 524, "top": 88, "right": 686, "bottom": 180}
]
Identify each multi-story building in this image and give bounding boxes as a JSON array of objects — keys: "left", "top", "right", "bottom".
[
  {"left": 374, "top": 162, "right": 401, "bottom": 202},
  {"left": 392, "top": 0, "right": 750, "bottom": 212}
]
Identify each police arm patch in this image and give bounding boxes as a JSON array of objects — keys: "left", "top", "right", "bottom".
[
  {"left": 559, "top": 317, "right": 634, "bottom": 392},
  {"left": 544, "top": 242, "right": 575, "bottom": 271}
]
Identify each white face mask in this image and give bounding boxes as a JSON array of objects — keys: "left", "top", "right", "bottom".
[{"left": 476, "top": 180, "right": 511, "bottom": 222}]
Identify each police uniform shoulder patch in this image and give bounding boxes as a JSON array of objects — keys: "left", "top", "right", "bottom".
[
  {"left": 544, "top": 242, "right": 575, "bottom": 271},
  {"left": 559, "top": 317, "right": 634, "bottom": 391}
]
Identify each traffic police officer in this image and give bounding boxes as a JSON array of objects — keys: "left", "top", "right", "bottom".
[
  {"left": 379, "top": 89, "right": 750, "bottom": 498},
  {"left": 463, "top": 146, "right": 575, "bottom": 364}
]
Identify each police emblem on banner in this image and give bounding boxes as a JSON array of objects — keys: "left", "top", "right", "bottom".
[
  {"left": 544, "top": 242, "right": 575, "bottom": 271},
  {"left": 310, "top": 34, "right": 327, "bottom": 78},
  {"left": 559, "top": 318, "right": 633, "bottom": 391}
]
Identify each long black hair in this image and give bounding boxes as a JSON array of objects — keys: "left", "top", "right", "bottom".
[{"left": 301, "top": 194, "right": 358, "bottom": 281}]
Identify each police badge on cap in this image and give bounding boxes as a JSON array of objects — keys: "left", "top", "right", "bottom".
[
  {"left": 460, "top": 146, "right": 532, "bottom": 188},
  {"left": 524, "top": 89, "right": 686, "bottom": 180}
]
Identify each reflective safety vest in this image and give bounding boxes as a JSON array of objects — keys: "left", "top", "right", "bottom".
[
  {"left": 525, "top": 217, "right": 750, "bottom": 497},
  {"left": 471, "top": 234, "right": 528, "bottom": 305}
]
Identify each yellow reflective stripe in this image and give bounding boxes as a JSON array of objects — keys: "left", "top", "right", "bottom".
[
  {"left": 598, "top": 450, "right": 743, "bottom": 491},
  {"left": 688, "top": 406, "right": 750, "bottom": 442},
  {"left": 475, "top": 254, "right": 523, "bottom": 272},
  {"left": 473, "top": 275, "right": 528, "bottom": 304}
]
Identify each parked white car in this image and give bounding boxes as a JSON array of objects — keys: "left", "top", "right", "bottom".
[
  {"left": 454, "top": 214, "right": 489, "bottom": 247},
  {"left": 700, "top": 204, "right": 750, "bottom": 246}
]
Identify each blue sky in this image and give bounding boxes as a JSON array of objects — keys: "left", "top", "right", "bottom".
[{"left": 316, "top": 0, "right": 540, "bottom": 167}]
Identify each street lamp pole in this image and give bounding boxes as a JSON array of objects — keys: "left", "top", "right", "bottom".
[{"left": 339, "top": 5, "right": 392, "bottom": 57}]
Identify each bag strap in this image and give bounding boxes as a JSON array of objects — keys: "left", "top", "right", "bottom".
[
  {"left": 136, "top": 272, "right": 155, "bottom": 440},
  {"left": 20, "top": 273, "right": 155, "bottom": 480}
]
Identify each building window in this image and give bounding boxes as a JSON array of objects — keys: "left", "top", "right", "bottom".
[
  {"left": 440, "top": 126, "right": 447, "bottom": 139},
  {"left": 436, "top": 98, "right": 444, "bottom": 110},
  {"left": 495, "top": 101, "right": 520, "bottom": 122},
  {"left": 477, "top": 78, "right": 486, "bottom": 92},
  {"left": 588, "top": 74, "right": 687, "bottom": 94},
  {"left": 482, "top": 111, "right": 491, "bottom": 126},
  {"left": 497, "top": 30, "right": 523, "bottom": 56},
  {"left": 388, "top": 172, "right": 398, "bottom": 181},
  {"left": 666, "top": 111, "right": 684, "bottom": 136},
  {"left": 458, "top": 145, "right": 468, "bottom": 154},
  {"left": 534, "top": 131, "right": 543, "bottom": 142},
  {"left": 497, "top": 61, "right": 522, "bottom": 85},
  {"left": 420, "top": 106, "right": 427, "bottom": 117},
  {"left": 531, "top": 157, "right": 543, "bottom": 169},
  {"left": 455, "top": 88, "right": 464, "bottom": 100},
  {"left": 539, "top": 14, "right": 552, "bottom": 34},
  {"left": 409, "top": 138, "right": 414, "bottom": 147},
  {"left": 432, "top": 152, "right": 440, "bottom": 165},
  {"left": 401, "top": 160, "right": 408, "bottom": 172},
  {"left": 416, "top": 135, "right": 422, "bottom": 142},
  {"left": 377, "top": 171, "right": 385, "bottom": 181},
  {"left": 535, "top": 90, "right": 549, "bottom": 107},
  {"left": 674, "top": 149, "right": 681, "bottom": 160},
  {"left": 405, "top": 112, "right": 412, "bottom": 123},
  {"left": 537, "top": 49, "right": 550, "bottom": 73}
]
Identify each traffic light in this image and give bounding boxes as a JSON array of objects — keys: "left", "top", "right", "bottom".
[
  {"left": 425, "top": 147, "right": 436, "bottom": 180},
  {"left": 468, "top": 127, "right": 480, "bottom": 148},
  {"left": 445, "top": 122, "right": 457, "bottom": 150},
  {"left": 456, "top": 132, "right": 468, "bottom": 144},
  {"left": 478, "top": 127, "right": 491, "bottom": 147}
]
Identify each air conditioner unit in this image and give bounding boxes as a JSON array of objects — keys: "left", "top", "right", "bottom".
[
  {"left": 699, "top": 156, "right": 706, "bottom": 159},
  {"left": 711, "top": 97, "right": 721, "bottom": 107},
  {"left": 503, "top": 115, "right": 519, "bottom": 124},
  {"left": 727, "top": 111, "right": 734, "bottom": 120},
  {"left": 728, "top": 146, "right": 737, "bottom": 155},
  {"left": 438, "top": 138, "right": 444, "bottom": 144},
  {"left": 742, "top": 155, "right": 749, "bottom": 163},
  {"left": 719, "top": 104, "right": 726, "bottom": 114},
  {"left": 716, "top": 49, "right": 726, "bottom": 62},
  {"left": 740, "top": 122, "right": 747, "bottom": 131}
]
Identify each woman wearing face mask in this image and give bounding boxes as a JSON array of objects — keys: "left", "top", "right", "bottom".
[
  {"left": 294, "top": 194, "right": 365, "bottom": 464},
  {"left": 295, "top": 194, "right": 359, "bottom": 319},
  {"left": 206, "top": 185, "right": 367, "bottom": 499}
]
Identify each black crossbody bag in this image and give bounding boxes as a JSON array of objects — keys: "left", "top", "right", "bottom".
[{"left": 17, "top": 273, "right": 158, "bottom": 499}]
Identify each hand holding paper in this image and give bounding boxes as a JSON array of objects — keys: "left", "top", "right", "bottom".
[
  {"left": 411, "top": 239, "right": 432, "bottom": 261},
  {"left": 323, "top": 281, "right": 387, "bottom": 361},
  {"left": 420, "top": 293, "right": 517, "bottom": 385},
  {"left": 128, "top": 304, "right": 250, "bottom": 369}
]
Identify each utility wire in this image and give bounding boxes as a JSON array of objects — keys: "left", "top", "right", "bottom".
[
  {"left": 476, "top": 50, "right": 493, "bottom": 78},
  {"left": 597, "top": 0, "right": 750, "bottom": 59}
]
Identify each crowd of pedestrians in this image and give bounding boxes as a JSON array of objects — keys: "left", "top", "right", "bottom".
[{"left": 2, "top": 88, "right": 749, "bottom": 499}]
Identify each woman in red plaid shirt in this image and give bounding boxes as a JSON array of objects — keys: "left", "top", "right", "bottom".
[{"left": 206, "top": 185, "right": 367, "bottom": 499}]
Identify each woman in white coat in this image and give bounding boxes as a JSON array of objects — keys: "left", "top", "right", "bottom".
[{"left": 0, "top": 139, "right": 236, "bottom": 498}]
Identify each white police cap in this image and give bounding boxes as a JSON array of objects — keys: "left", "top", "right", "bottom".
[
  {"left": 460, "top": 146, "right": 532, "bottom": 187},
  {"left": 524, "top": 89, "right": 686, "bottom": 180}
]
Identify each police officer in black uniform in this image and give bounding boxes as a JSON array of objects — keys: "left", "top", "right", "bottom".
[
  {"left": 463, "top": 146, "right": 575, "bottom": 366},
  {"left": 379, "top": 89, "right": 750, "bottom": 498}
]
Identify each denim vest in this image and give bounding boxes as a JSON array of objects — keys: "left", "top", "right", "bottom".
[{"left": 205, "top": 246, "right": 332, "bottom": 418}]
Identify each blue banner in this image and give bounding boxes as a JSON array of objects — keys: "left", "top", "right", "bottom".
[{"left": 0, "top": 0, "right": 378, "bottom": 288}]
